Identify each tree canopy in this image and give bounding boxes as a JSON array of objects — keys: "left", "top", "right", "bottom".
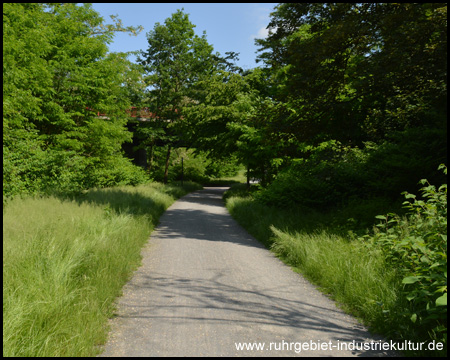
[
  {"left": 3, "top": 3, "right": 146, "bottom": 197},
  {"left": 4, "top": 3, "right": 447, "bottom": 200},
  {"left": 255, "top": 3, "right": 447, "bottom": 145},
  {"left": 136, "top": 9, "right": 245, "bottom": 183}
]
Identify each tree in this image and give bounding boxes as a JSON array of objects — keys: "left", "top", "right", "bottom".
[
  {"left": 181, "top": 65, "right": 285, "bottom": 186},
  {"left": 3, "top": 3, "right": 145, "bottom": 197},
  {"left": 138, "top": 9, "right": 219, "bottom": 183},
  {"left": 245, "top": 2, "right": 447, "bottom": 201},
  {"left": 255, "top": 3, "right": 447, "bottom": 146}
]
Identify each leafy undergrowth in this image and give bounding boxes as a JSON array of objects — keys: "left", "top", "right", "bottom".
[{"left": 225, "top": 166, "right": 447, "bottom": 356}]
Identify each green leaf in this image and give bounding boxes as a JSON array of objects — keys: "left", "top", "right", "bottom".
[
  {"left": 402, "top": 276, "right": 421, "bottom": 284},
  {"left": 410, "top": 313, "right": 417, "bottom": 323},
  {"left": 435, "top": 294, "right": 447, "bottom": 307},
  {"left": 418, "top": 179, "right": 428, "bottom": 185},
  {"left": 403, "top": 193, "right": 417, "bottom": 199}
]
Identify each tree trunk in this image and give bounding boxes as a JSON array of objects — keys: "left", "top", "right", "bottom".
[
  {"left": 247, "top": 160, "right": 250, "bottom": 189},
  {"left": 147, "top": 144, "right": 154, "bottom": 173},
  {"left": 163, "top": 145, "right": 171, "bottom": 184}
]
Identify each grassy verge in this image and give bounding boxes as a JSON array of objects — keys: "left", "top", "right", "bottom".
[
  {"left": 225, "top": 187, "right": 401, "bottom": 321},
  {"left": 3, "top": 181, "right": 202, "bottom": 357},
  {"left": 224, "top": 184, "right": 446, "bottom": 357}
]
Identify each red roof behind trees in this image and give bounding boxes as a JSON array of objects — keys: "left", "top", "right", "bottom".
[{"left": 126, "top": 107, "right": 158, "bottom": 118}]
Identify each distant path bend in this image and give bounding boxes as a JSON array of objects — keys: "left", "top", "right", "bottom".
[{"left": 100, "top": 187, "right": 393, "bottom": 357}]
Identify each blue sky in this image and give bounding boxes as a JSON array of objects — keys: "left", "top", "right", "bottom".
[{"left": 91, "top": 3, "right": 278, "bottom": 70}]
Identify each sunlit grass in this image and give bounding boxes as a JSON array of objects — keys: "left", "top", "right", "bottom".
[
  {"left": 225, "top": 189, "right": 407, "bottom": 353},
  {"left": 269, "top": 226, "right": 401, "bottom": 326},
  {"left": 3, "top": 182, "right": 202, "bottom": 357}
]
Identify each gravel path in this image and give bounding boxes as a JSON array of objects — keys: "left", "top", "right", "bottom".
[{"left": 99, "top": 187, "right": 394, "bottom": 357}]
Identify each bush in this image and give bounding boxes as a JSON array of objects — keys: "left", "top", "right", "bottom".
[
  {"left": 82, "top": 156, "right": 149, "bottom": 190},
  {"left": 362, "top": 165, "right": 447, "bottom": 351},
  {"left": 3, "top": 131, "right": 150, "bottom": 200},
  {"left": 255, "top": 169, "right": 335, "bottom": 208},
  {"left": 364, "top": 127, "right": 447, "bottom": 199},
  {"left": 149, "top": 148, "right": 240, "bottom": 184},
  {"left": 205, "top": 156, "right": 240, "bottom": 178},
  {"left": 3, "top": 133, "right": 52, "bottom": 198},
  {"left": 169, "top": 149, "right": 209, "bottom": 184},
  {"left": 255, "top": 127, "right": 447, "bottom": 212},
  {"left": 256, "top": 141, "right": 370, "bottom": 209}
]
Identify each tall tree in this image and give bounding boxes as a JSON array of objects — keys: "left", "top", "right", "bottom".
[
  {"left": 256, "top": 3, "right": 447, "bottom": 145},
  {"left": 246, "top": 2, "right": 447, "bottom": 195},
  {"left": 3, "top": 3, "right": 145, "bottom": 197},
  {"left": 138, "top": 9, "right": 218, "bottom": 183}
]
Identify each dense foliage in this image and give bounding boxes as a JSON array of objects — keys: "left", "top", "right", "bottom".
[
  {"left": 245, "top": 3, "right": 446, "bottom": 186},
  {"left": 3, "top": 2, "right": 447, "bottom": 353},
  {"left": 255, "top": 3, "right": 446, "bottom": 143},
  {"left": 3, "top": 3, "right": 147, "bottom": 199},
  {"left": 362, "top": 165, "right": 447, "bottom": 349},
  {"left": 4, "top": 3, "right": 446, "bottom": 197},
  {"left": 136, "top": 9, "right": 242, "bottom": 183}
]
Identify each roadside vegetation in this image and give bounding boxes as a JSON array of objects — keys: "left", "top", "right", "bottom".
[
  {"left": 3, "top": 182, "right": 202, "bottom": 357},
  {"left": 4, "top": 2, "right": 446, "bottom": 357},
  {"left": 225, "top": 165, "right": 447, "bottom": 356}
]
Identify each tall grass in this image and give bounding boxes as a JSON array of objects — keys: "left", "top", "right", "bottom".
[
  {"left": 224, "top": 189, "right": 418, "bottom": 355},
  {"left": 269, "top": 227, "right": 401, "bottom": 328},
  {"left": 3, "top": 182, "right": 201, "bottom": 357},
  {"left": 226, "top": 174, "right": 447, "bottom": 357},
  {"left": 225, "top": 194, "right": 401, "bottom": 306}
]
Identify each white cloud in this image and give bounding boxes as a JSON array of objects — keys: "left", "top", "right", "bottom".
[
  {"left": 248, "top": 3, "right": 278, "bottom": 40},
  {"left": 250, "top": 26, "right": 269, "bottom": 40}
]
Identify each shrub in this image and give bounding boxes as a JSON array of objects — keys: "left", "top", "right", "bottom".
[
  {"left": 82, "top": 156, "right": 149, "bottom": 190},
  {"left": 364, "top": 127, "right": 447, "bottom": 198},
  {"left": 3, "top": 131, "right": 150, "bottom": 199},
  {"left": 152, "top": 148, "right": 240, "bottom": 184},
  {"left": 255, "top": 168, "right": 335, "bottom": 208},
  {"left": 205, "top": 156, "right": 240, "bottom": 178},
  {"left": 255, "top": 141, "right": 370, "bottom": 209},
  {"left": 3, "top": 133, "right": 53, "bottom": 198},
  {"left": 362, "top": 165, "right": 447, "bottom": 350}
]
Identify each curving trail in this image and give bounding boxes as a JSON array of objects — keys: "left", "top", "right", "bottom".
[{"left": 100, "top": 187, "right": 394, "bottom": 357}]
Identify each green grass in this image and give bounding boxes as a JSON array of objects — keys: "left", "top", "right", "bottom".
[
  {"left": 3, "top": 181, "right": 202, "bottom": 357},
  {"left": 269, "top": 227, "right": 401, "bottom": 328},
  {"left": 224, "top": 185, "right": 445, "bottom": 356}
]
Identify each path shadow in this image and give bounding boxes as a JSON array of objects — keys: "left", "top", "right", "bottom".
[
  {"left": 154, "top": 186, "right": 269, "bottom": 250},
  {"left": 117, "top": 269, "right": 396, "bottom": 357},
  {"left": 98, "top": 185, "right": 398, "bottom": 356}
]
